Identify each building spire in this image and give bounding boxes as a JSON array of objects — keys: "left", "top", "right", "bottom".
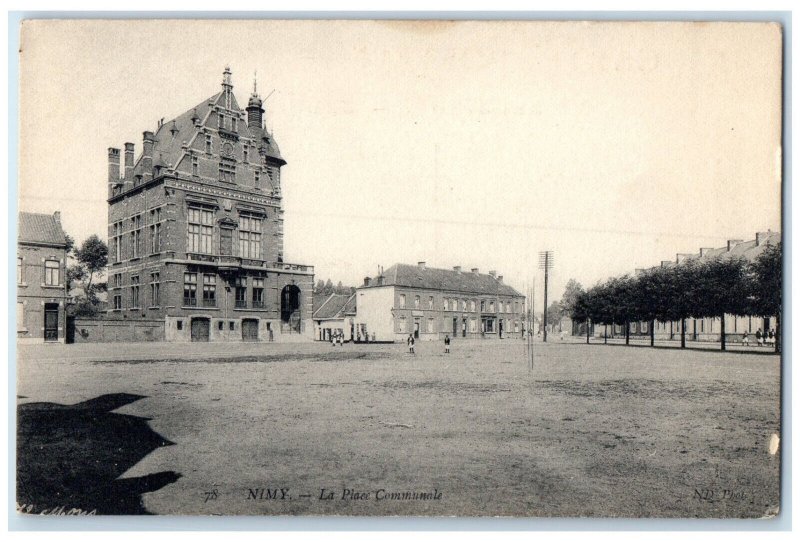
[
  {"left": 253, "top": 70, "right": 258, "bottom": 95},
  {"left": 222, "top": 65, "right": 233, "bottom": 89}
]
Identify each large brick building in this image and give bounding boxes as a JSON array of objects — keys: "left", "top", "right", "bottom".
[
  {"left": 105, "top": 68, "right": 314, "bottom": 342},
  {"left": 354, "top": 262, "right": 526, "bottom": 342},
  {"left": 17, "top": 211, "right": 69, "bottom": 343}
]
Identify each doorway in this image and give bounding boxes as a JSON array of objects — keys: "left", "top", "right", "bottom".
[
  {"left": 44, "top": 303, "right": 59, "bottom": 342},
  {"left": 242, "top": 319, "right": 259, "bottom": 341},
  {"left": 414, "top": 319, "right": 420, "bottom": 339},
  {"left": 461, "top": 318, "right": 467, "bottom": 338},
  {"left": 191, "top": 317, "right": 210, "bottom": 342},
  {"left": 281, "top": 284, "right": 301, "bottom": 333}
]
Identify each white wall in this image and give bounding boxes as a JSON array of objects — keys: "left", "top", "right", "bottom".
[{"left": 354, "top": 286, "right": 396, "bottom": 342}]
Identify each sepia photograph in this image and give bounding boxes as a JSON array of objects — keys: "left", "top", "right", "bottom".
[{"left": 13, "top": 18, "right": 784, "bottom": 520}]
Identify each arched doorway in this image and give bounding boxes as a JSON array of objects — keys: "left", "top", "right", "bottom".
[{"left": 281, "top": 284, "right": 301, "bottom": 333}]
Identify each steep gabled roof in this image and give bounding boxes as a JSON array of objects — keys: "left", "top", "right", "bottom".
[
  {"left": 363, "top": 263, "right": 523, "bottom": 297},
  {"left": 18, "top": 212, "right": 66, "bottom": 247},
  {"left": 313, "top": 293, "right": 357, "bottom": 319}
]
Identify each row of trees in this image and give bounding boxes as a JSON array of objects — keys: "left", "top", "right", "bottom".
[
  {"left": 564, "top": 243, "right": 782, "bottom": 352},
  {"left": 314, "top": 279, "right": 356, "bottom": 297}
]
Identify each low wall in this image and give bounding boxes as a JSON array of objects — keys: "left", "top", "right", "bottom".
[{"left": 69, "top": 318, "right": 165, "bottom": 343}]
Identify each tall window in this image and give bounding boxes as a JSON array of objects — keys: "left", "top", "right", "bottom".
[
  {"left": 235, "top": 276, "right": 247, "bottom": 308},
  {"left": 149, "top": 207, "right": 162, "bottom": 254},
  {"left": 192, "top": 156, "right": 199, "bottom": 176},
  {"left": 414, "top": 295, "right": 420, "bottom": 309},
  {"left": 149, "top": 272, "right": 160, "bottom": 306},
  {"left": 17, "top": 258, "right": 22, "bottom": 284},
  {"left": 232, "top": 117, "right": 238, "bottom": 132},
  {"left": 130, "top": 275, "right": 140, "bottom": 308},
  {"left": 44, "top": 260, "right": 59, "bottom": 286},
  {"left": 238, "top": 215, "right": 262, "bottom": 259},
  {"left": 399, "top": 294, "right": 406, "bottom": 309},
  {"left": 113, "top": 294, "right": 122, "bottom": 310},
  {"left": 489, "top": 301, "right": 495, "bottom": 312},
  {"left": 188, "top": 207, "right": 214, "bottom": 254},
  {"left": 471, "top": 300, "right": 476, "bottom": 312},
  {"left": 183, "top": 272, "right": 198, "bottom": 306},
  {"left": 218, "top": 113, "right": 224, "bottom": 129},
  {"left": 205, "top": 135, "right": 212, "bottom": 154},
  {"left": 243, "top": 145, "right": 249, "bottom": 163},
  {"left": 219, "top": 157, "right": 236, "bottom": 183},
  {"left": 442, "top": 298, "right": 448, "bottom": 311},
  {"left": 427, "top": 318, "right": 434, "bottom": 333},
  {"left": 202, "top": 274, "right": 216, "bottom": 307},
  {"left": 110, "top": 221, "right": 123, "bottom": 263},
  {"left": 254, "top": 171, "right": 261, "bottom": 190},
  {"left": 398, "top": 317, "right": 407, "bottom": 333},
  {"left": 428, "top": 296, "right": 434, "bottom": 309},
  {"left": 130, "top": 214, "right": 142, "bottom": 259},
  {"left": 480, "top": 300, "right": 486, "bottom": 312},
  {"left": 252, "top": 278, "right": 265, "bottom": 308}
]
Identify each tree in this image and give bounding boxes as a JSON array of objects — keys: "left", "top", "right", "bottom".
[
  {"left": 314, "top": 279, "right": 325, "bottom": 294},
  {"left": 750, "top": 242, "right": 781, "bottom": 353},
  {"left": 546, "top": 301, "right": 562, "bottom": 331},
  {"left": 559, "top": 279, "right": 584, "bottom": 334},
  {"left": 324, "top": 279, "right": 334, "bottom": 296},
  {"left": 694, "top": 256, "right": 750, "bottom": 351},
  {"left": 75, "top": 235, "right": 108, "bottom": 297}
]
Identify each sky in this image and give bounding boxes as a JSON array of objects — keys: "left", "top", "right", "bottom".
[{"left": 17, "top": 20, "right": 782, "bottom": 304}]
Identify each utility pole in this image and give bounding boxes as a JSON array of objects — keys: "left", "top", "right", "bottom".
[{"left": 539, "top": 251, "right": 554, "bottom": 342}]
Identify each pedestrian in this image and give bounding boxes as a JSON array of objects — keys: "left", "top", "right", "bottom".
[
  {"left": 742, "top": 331, "right": 750, "bottom": 346},
  {"left": 768, "top": 329, "right": 775, "bottom": 346},
  {"left": 408, "top": 334, "right": 415, "bottom": 355},
  {"left": 330, "top": 332, "right": 336, "bottom": 347},
  {"left": 444, "top": 334, "right": 450, "bottom": 354},
  {"left": 756, "top": 328, "right": 763, "bottom": 347}
]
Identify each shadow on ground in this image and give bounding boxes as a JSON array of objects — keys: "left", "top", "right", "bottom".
[{"left": 17, "top": 393, "right": 180, "bottom": 515}]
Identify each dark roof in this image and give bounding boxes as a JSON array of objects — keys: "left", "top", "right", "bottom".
[
  {"left": 18, "top": 212, "right": 66, "bottom": 246},
  {"left": 646, "top": 231, "right": 781, "bottom": 272},
  {"left": 362, "top": 263, "right": 523, "bottom": 297},
  {"left": 313, "top": 293, "right": 356, "bottom": 319},
  {"left": 128, "top": 72, "right": 285, "bottom": 182}
]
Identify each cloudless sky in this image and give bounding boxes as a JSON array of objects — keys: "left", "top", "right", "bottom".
[{"left": 18, "top": 20, "right": 782, "bottom": 303}]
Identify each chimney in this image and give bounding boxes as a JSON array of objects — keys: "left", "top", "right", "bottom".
[
  {"left": 471, "top": 268, "right": 479, "bottom": 274},
  {"left": 453, "top": 266, "right": 461, "bottom": 273},
  {"left": 363, "top": 277, "right": 371, "bottom": 287},
  {"left": 53, "top": 211, "right": 61, "bottom": 224},
  {"left": 755, "top": 231, "right": 771, "bottom": 246},
  {"left": 142, "top": 131, "right": 155, "bottom": 182},
  {"left": 107, "top": 147, "right": 120, "bottom": 197},
  {"left": 700, "top": 247, "right": 714, "bottom": 257},
  {"left": 488, "top": 270, "right": 496, "bottom": 278},
  {"left": 418, "top": 261, "right": 426, "bottom": 270},
  {"left": 377, "top": 275, "right": 385, "bottom": 286},
  {"left": 497, "top": 275, "right": 503, "bottom": 283},
  {"left": 727, "top": 239, "right": 743, "bottom": 251},
  {"left": 124, "top": 142, "right": 135, "bottom": 180}
]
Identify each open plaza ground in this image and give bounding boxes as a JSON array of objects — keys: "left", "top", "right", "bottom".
[{"left": 16, "top": 338, "right": 781, "bottom": 518}]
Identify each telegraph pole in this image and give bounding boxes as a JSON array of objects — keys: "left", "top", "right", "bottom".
[{"left": 539, "top": 251, "right": 554, "bottom": 342}]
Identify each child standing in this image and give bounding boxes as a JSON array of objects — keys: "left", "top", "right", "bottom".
[{"left": 444, "top": 334, "right": 450, "bottom": 354}]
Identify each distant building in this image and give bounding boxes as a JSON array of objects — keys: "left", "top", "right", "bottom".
[
  {"left": 597, "top": 230, "right": 781, "bottom": 342},
  {"left": 17, "top": 211, "right": 69, "bottom": 343},
  {"left": 313, "top": 293, "right": 357, "bottom": 342},
  {"left": 355, "top": 262, "right": 525, "bottom": 342},
  {"left": 105, "top": 67, "right": 314, "bottom": 342}
]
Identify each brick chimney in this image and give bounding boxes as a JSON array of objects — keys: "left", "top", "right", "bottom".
[
  {"left": 453, "top": 266, "right": 461, "bottom": 273},
  {"left": 142, "top": 131, "right": 155, "bottom": 182},
  {"left": 417, "top": 261, "right": 426, "bottom": 270},
  {"left": 727, "top": 239, "right": 743, "bottom": 251},
  {"left": 124, "top": 142, "right": 135, "bottom": 181},
  {"left": 471, "top": 268, "right": 479, "bottom": 274},
  {"left": 53, "top": 211, "right": 61, "bottom": 224},
  {"left": 107, "top": 147, "right": 120, "bottom": 197},
  {"left": 755, "top": 231, "right": 771, "bottom": 246},
  {"left": 488, "top": 270, "right": 496, "bottom": 278},
  {"left": 497, "top": 275, "right": 503, "bottom": 283},
  {"left": 363, "top": 277, "right": 371, "bottom": 287}
]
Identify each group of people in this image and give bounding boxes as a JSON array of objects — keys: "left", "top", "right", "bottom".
[
  {"left": 330, "top": 331, "right": 346, "bottom": 346},
  {"left": 741, "top": 328, "right": 777, "bottom": 347},
  {"left": 406, "top": 333, "right": 452, "bottom": 355}
]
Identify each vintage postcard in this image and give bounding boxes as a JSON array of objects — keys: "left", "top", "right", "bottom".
[{"left": 15, "top": 19, "right": 783, "bottom": 518}]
